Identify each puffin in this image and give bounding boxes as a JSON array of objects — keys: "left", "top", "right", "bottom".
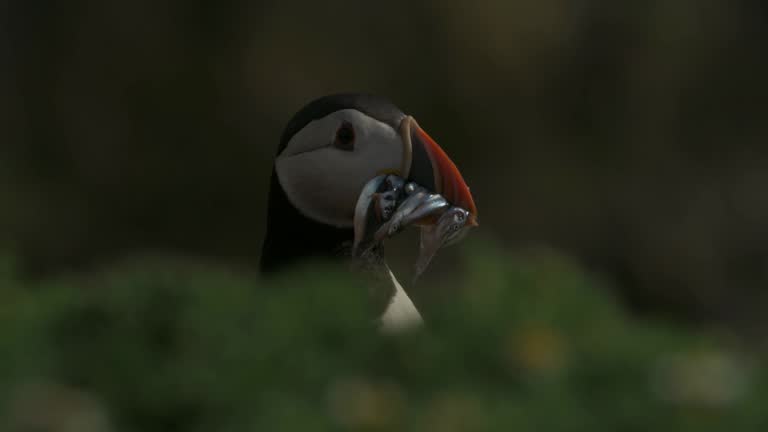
[{"left": 259, "top": 93, "right": 477, "bottom": 332}]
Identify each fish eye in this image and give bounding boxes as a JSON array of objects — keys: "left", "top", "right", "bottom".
[{"left": 334, "top": 121, "right": 355, "bottom": 151}]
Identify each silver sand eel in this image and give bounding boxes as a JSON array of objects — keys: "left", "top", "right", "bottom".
[{"left": 352, "top": 174, "right": 475, "bottom": 282}]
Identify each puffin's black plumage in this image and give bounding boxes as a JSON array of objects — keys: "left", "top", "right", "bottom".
[
  {"left": 259, "top": 168, "right": 350, "bottom": 274},
  {"left": 260, "top": 94, "right": 405, "bottom": 317},
  {"left": 260, "top": 93, "right": 477, "bottom": 330},
  {"left": 261, "top": 93, "right": 406, "bottom": 274},
  {"left": 260, "top": 93, "right": 445, "bottom": 275},
  {"left": 275, "top": 93, "right": 437, "bottom": 190},
  {"left": 276, "top": 93, "right": 406, "bottom": 156}
]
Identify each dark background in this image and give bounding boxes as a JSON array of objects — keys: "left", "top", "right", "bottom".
[{"left": 2, "top": 0, "right": 767, "bottom": 329}]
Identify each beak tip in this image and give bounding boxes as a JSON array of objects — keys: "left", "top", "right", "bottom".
[{"left": 466, "top": 213, "right": 479, "bottom": 228}]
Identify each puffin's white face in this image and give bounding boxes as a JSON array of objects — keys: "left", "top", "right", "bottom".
[{"left": 275, "top": 109, "right": 409, "bottom": 228}]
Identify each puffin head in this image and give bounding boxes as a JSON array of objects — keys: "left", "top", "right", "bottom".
[{"left": 260, "top": 93, "right": 476, "bottom": 274}]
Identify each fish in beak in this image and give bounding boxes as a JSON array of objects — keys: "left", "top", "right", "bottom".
[{"left": 354, "top": 116, "right": 478, "bottom": 280}]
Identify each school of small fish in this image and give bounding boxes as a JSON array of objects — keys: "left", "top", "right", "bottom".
[{"left": 353, "top": 174, "right": 475, "bottom": 282}]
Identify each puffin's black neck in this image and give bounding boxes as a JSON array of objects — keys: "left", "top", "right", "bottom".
[{"left": 259, "top": 168, "right": 354, "bottom": 274}]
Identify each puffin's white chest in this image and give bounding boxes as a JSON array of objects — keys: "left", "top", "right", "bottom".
[{"left": 378, "top": 269, "right": 423, "bottom": 333}]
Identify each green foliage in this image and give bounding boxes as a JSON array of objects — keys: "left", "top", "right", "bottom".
[{"left": 0, "top": 245, "right": 765, "bottom": 432}]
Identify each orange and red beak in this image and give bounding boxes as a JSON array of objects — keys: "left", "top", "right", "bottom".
[{"left": 399, "top": 116, "right": 478, "bottom": 226}]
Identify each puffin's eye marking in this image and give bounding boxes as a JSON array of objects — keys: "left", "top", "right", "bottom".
[{"left": 334, "top": 121, "right": 355, "bottom": 151}]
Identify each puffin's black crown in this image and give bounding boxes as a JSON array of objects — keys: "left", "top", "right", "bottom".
[{"left": 277, "top": 93, "right": 406, "bottom": 155}]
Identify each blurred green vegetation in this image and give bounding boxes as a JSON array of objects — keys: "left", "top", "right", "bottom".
[{"left": 0, "top": 242, "right": 765, "bottom": 431}]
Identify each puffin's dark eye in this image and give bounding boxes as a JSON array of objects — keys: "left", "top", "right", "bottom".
[{"left": 334, "top": 122, "right": 355, "bottom": 151}]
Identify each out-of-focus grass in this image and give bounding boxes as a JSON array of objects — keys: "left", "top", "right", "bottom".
[{"left": 0, "top": 242, "right": 765, "bottom": 432}]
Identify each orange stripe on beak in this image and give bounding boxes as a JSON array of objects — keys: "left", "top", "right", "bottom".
[{"left": 412, "top": 123, "right": 478, "bottom": 226}]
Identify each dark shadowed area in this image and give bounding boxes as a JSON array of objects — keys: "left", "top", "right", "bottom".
[{"left": 2, "top": 1, "right": 768, "bottom": 429}]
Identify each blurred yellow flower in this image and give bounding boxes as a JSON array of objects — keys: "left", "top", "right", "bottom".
[
  {"left": 326, "top": 376, "right": 405, "bottom": 430},
  {"left": 505, "top": 324, "right": 567, "bottom": 375}
]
